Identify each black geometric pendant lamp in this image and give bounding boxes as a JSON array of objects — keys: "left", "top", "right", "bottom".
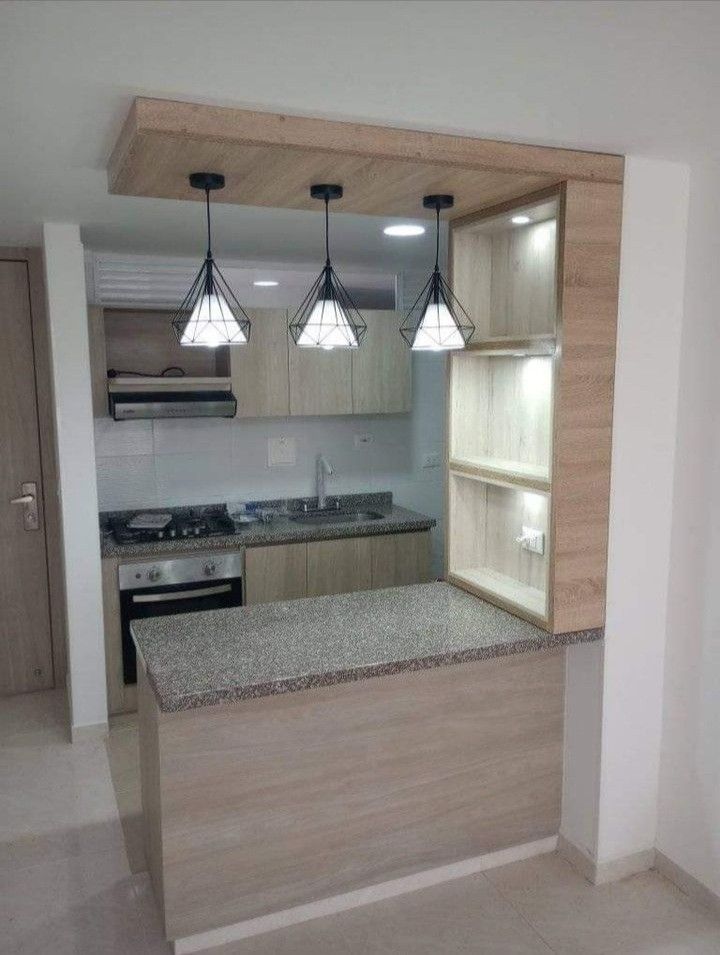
[
  {"left": 399, "top": 195, "right": 474, "bottom": 350},
  {"left": 289, "top": 184, "right": 367, "bottom": 349},
  {"left": 171, "top": 173, "right": 251, "bottom": 347}
]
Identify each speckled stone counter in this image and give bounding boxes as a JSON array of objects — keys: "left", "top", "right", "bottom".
[
  {"left": 101, "top": 499, "right": 435, "bottom": 559},
  {"left": 132, "top": 581, "right": 602, "bottom": 712}
]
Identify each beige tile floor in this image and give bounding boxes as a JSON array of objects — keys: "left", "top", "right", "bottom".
[{"left": 2, "top": 689, "right": 720, "bottom": 954}]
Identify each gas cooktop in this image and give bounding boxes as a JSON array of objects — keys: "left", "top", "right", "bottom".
[{"left": 110, "top": 513, "right": 235, "bottom": 544}]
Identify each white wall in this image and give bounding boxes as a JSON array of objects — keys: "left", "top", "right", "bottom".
[
  {"left": 95, "top": 354, "right": 446, "bottom": 575},
  {"left": 656, "top": 160, "right": 720, "bottom": 896},
  {"left": 562, "top": 157, "right": 689, "bottom": 868},
  {"left": 43, "top": 223, "right": 108, "bottom": 734}
]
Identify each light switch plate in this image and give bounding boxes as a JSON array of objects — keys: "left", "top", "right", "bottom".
[
  {"left": 267, "top": 436, "right": 296, "bottom": 468},
  {"left": 422, "top": 452, "right": 441, "bottom": 469}
]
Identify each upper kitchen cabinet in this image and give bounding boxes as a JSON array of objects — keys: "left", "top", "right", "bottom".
[
  {"left": 230, "top": 308, "right": 290, "bottom": 418},
  {"left": 351, "top": 310, "right": 411, "bottom": 415},
  {"left": 288, "top": 336, "right": 353, "bottom": 416},
  {"left": 447, "top": 184, "right": 622, "bottom": 633}
]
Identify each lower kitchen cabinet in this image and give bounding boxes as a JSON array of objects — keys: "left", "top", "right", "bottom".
[
  {"left": 244, "top": 542, "right": 307, "bottom": 605},
  {"left": 307, "top": 538, "right": 373, "bottom": 597},
  {"left": 244, "top": 531, "right": 432, "bottom": 605},
  {"left": 370, "top": 532, "right": 431, "bottom": 589}
]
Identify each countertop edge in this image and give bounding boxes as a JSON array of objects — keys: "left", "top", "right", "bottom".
[{"left": 144, "top": 626, "right": 603, "bottom": 713}]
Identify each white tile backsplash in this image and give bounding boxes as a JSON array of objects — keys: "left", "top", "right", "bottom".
[{"left": 95, "top": 355, "right": 447, "bottom": 572}]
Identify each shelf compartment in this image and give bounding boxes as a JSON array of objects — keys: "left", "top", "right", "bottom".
[
  {"left": 451, "top": 197, "right": 559, "bottom": 340},
  {"left": 449, "top": 457, "right": 550, "bottom": 493},
  {"left": 450, "top": 352, "right": 553, "bottom": 482},
  {"left": 448, "top": 569, "right": 546, "bottom": 623},
  {"left": 447, "top": 471, "right": 549, "bottom": 624},
  {"left": 465, "top": 335, "right": 556, "bottom": 357}
]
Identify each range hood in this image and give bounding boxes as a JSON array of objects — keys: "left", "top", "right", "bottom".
[{"left": 108, "top": 377, "right": 237, "bottom": 421}]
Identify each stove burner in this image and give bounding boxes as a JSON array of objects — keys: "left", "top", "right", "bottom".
[{"left": 111, "top": 513, "right": 235, "bottom": 544}]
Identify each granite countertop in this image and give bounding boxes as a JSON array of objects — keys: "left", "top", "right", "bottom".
[
  {"left": 101, "top": 495, "right": 435, "bottom": 559},
  {"left": 132, "top": 581, "right": 602, "bottom": 712}
]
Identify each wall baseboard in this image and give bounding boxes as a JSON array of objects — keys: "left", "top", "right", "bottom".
[
  {"left": 70, "top": 720, "right": 108, "bottom": 743},
  {"left": 173, "top": 836, "right": 558, "bottom": 954},
  {"left": 558, "top": 833, "right": 655, "bottom": 885},
  {"left": 655, "top": 850, "right": 720, "bottom": 919}
]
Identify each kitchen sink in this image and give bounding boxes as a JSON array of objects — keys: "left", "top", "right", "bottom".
[{"left": 289, "top": 509, "right": 385, "bottom": 526}]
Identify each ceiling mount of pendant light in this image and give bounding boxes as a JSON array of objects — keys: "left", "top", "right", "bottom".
[
  {"left": 171, "top": 172, "right": 251, "bottom": 348},
  {"left": 399, "top": 194, "right": 475, "bottom": 351},
  {"left": 288, "top": 184, "right": 367, "bottom": 350}
]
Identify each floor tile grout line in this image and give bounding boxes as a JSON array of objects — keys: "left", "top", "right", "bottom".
[{"left": 479, "top": 870, "right": 558, "bottom": 953}]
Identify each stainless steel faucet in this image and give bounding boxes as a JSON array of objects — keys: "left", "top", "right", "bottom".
[{"left": 316, "top": 454, "right": 333, "bottom": 509}]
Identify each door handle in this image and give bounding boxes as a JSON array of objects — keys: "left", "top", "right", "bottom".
[{"left": 10, "top": 482, "right": 39, "bottom": 531}]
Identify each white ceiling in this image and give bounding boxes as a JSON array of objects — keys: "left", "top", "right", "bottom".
[{"left": 1, "top": 1, "right": 718, "bottom": 260}]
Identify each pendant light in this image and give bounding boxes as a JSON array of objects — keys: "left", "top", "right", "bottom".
[
  {"left": 171, "top": 172, "right": 251, "bottom": 348},
  {"left": 399, "top": 195, "right": 474, "bottom": 350},
  {"left": 289, "top": 184, "right": 367, "bottom": 349}
]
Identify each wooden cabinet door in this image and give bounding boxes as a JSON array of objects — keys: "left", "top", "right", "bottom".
[
  {"left": 231, "top": 309, "right": 290, "bottom": 418},
  {"left": 245, "top": 543, "right": 307, "bottom": 605},
  {"left": 0, "top": 261, "right": 54, "bottom": 693},
  {"left": 371, "top": 532, "right": 432, "bottom": 589},
  {"left": 352, "top": 310, "right": 411, "bottom": 414},
  {"left": 87, "top": 305, "right": 108, "bottom": 418},
  {"left": 288, "top": 346, "right": 352, "bottom": 416},
  {"left": 307, "top": 538, "right": 372, "bottom": 597}
]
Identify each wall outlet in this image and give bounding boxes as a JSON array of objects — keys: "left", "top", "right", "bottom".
[
  {"left": 518, "top": 526, "right": 545, "bottom": 556},
  {"left": 422, "top": 452, "right": 442, "bottom": 469},
  {"left": 354, "top": 433, "right": 374, "bottom": 447},
  {"left": 267, "top": 436, "right": 296, "bottom": 467}
]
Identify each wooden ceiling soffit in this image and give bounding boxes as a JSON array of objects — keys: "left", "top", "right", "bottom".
[{"left": 108, "top": 98, "right": 624, "bottom": 219}]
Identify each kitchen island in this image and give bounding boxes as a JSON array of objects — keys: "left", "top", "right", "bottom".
[{"left": 133, "top": 582, "right": 601, "bottom": 950}]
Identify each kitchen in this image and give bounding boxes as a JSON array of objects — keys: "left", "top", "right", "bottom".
[{"left": 82, "top": 97, "right": 619, "bottom": 953}]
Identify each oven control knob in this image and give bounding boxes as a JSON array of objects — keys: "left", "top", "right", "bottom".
[
  {"left": 203, "top": 561, "right": 217, "bottom": 577},
  {"left": 147, "top": 567, "right": 162, "bottom": 583}
]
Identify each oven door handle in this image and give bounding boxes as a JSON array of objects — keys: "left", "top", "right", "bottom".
[{"left": 131, "top": 584, "right": 233, "bottom": 604}]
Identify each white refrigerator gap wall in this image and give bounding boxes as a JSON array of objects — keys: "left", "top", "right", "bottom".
[
  {"left": 43, "top": 223, "right": 108, "bottom": 735},
  {"left": 656, "top": 160, "right": 720, "bottom": 898},
  {"left": 562, "top": 157, "right": 689, "bottom": 870},
  {"left": 95, "top": 353, "right": 446, "bottom": 574}
]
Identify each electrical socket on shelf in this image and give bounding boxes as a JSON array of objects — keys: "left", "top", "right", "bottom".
[{"left": 517, "top": 526, "right": 545, "bottom": 555}]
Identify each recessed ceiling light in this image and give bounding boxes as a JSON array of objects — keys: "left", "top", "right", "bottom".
[
  {"left": 383, "top": 224, "right": 426, "bottom": 237},
  {"left": 253, "top": 280, "right": 279, "bottom": 287},
  {"left": 511, "top": 215, "right": 531, "bottom": 225}
]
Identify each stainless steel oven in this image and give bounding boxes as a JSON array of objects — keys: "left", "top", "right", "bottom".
[{"left": 119, "top": 551, "right": 243, "bottom": 684}]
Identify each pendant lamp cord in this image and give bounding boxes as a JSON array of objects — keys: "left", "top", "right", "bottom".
[
  {"left": 205, "top": 186, "right": 212, "bottom": 259},
  {"left": 325, "top": 195, "right": 330, "bottom": 265},
  {"left": 434, "top": 204, "right": 440, "bottom": 270}
]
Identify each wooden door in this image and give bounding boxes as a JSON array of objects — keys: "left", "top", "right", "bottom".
[
  {"left": 288, "top": 344, "right": 352, "bottom": 416},
  {"left": 371, "top": 532, "right": 432, "bottom": 589},
  {"left": 307, "top": 538, "right": 372, "bottom": 597},
  {"left": 231, "top": 309, "right": 290, "bottom": 418},
  {"left": 245, "top": 543, "right": 307, "bottom": 605},
  {"left": 352, "top": 310, "right": 411, "bottom": 414},
  {"left": 0, "top": 260, "right": 54, "bottom": 693}
]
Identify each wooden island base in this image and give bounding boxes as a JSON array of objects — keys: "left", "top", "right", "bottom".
[{"left": 138, "top": 648, "right": 565, "bottom": 945}]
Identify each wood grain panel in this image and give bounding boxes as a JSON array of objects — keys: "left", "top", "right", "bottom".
[
  {"left": 351, "top": 310, "right": 411, "bottom": 414},
  {"left": 244, "top": 543, "right": 307, "bottom": 605},
  {"left": 230, "top": 308, "right": 289, "bottom": 418},
  {"left": 289, "top": 345, "right": 352, "bottom": 417},
  {"left": 370, "top": 532, "right": 431, "bottom": 589},
  {"left": 141, "top": 648, "right": 564, "bottom": 938},
  {"left": 87, "top": 305, "right": 108, "bottom": 418},
  {"left": 0, "top": 259, "right": 54, "bottom": 694},
  {"left": 307, "top": 537, "right": 372, "bottom": 596},
  {"left": 550, "top": 180, "right": 622, "bottom": 633},
  {"left": 104, "top": 308, "right": 228, "bottom": 378},
  {"left": 109, "top": 99, "right": 623, "bottom": 216}
]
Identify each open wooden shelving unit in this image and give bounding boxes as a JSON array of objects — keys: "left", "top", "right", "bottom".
[{"left": 446, "top": 183, "right": 622, "bottom": 633}]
